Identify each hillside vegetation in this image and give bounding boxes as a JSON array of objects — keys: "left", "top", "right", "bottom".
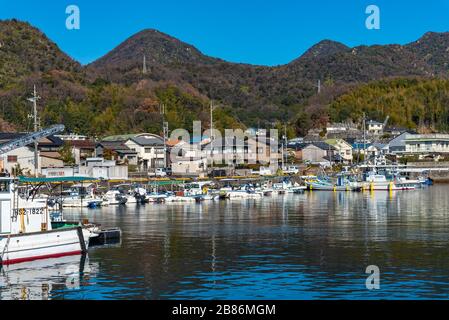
[
  {"left": 329, "top": 78, "right": 449, "bottom": 133},
  {"left": 3, "top": 19, "right": 449, "bottom": 137}
]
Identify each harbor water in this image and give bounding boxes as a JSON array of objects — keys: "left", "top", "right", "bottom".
[{"left": 2, "top": 185, "right": 449, "bottom": 299}]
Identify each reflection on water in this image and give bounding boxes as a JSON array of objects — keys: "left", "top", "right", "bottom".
[
  {"left": 3, "top": 185, "right": 449, "bottom": 299},
  {"left": 0, "top": 255, "right": 99, "bottom": 300}
]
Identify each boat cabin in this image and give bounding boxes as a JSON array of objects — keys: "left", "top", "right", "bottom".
[{"left": 0, "top": 177, "right": 51, "bottom": 235}]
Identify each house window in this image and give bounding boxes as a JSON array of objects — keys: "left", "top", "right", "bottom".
[
  {"left": 7, "top": 155, "right": 17, "bottom": 163},
  {"left": 145, "top": 148, "right": 152, "bottom": 153}
]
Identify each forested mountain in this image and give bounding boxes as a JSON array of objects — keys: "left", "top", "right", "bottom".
[{"left": 2, "top": 19, "right": 449, "bottom": 137}]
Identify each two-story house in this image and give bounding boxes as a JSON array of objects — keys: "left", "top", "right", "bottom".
[{"left": 124, "top": 134, "right": 166, "bottom": 171}]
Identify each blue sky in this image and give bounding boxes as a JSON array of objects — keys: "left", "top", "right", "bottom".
[{"left": 1, "top": 0, "right": 449, "bottom": 65}]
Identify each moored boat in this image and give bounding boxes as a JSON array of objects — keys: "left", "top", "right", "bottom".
[{"left": 0, "top": 176, "right": 99, "bottom": 266}]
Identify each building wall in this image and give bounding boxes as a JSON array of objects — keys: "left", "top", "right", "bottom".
[
  {"left": 78, "top": 165, "right": 128, "bottom": 180},
  {"left": 302, "top": 146, "right": 327, "bottom": 163},
  {"left": 41, "top": 156, "right": 63, "bottom": 169},
  {"left": 42, "top": 167, "right": 76, "bottom": 177},
  {"left": 172, "top": 159, "right": 207, "bottom": 176},
  {"left": 0, "top": 146, "right": 38, "bottom": 175},
  {"left": 206, "top": 139, "right": 277, "bottom": 166},
  {"left": 405, "top": 135, "right": 449, "bottom": 154}
]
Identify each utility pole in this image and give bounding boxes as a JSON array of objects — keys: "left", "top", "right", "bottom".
[
  {"left": 160, "top": 104, "right": 168, "bottom": 169},
  {"left": 284, "top": 124, "right": 287, "bottom": 168},
  {"left": 210, "top": 100, "right": 215, "bottom": 141},
  {"left": 317, "top": 79, "right": 321, "bottom": 94},
  {"left": 27, "top": 85, "right": 40, "bottom": 177}
]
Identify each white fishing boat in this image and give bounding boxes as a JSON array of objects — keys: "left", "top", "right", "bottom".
[
  {"left": 146, "top": 192, "right": 168, "bottom": 202},
  {"left": 254, "top": 184, "right": 274, "bottom": 196},
  {"left": 162, "top": 190, "right": 196, "bottom": 202},
  {"left": 60, "top": 184, "right": 103, "bottom": 208},
  {"left": 272, "top": 180, "right": 305, "bottom": 194},
  {"left": 183, "top": 181, "right": 219, "bottom": 201},
  {"left": 0, "top": 177, "right": 99, "bottom": 266},
  {"left": 361, "top": 172, "right": 415, "bottom": 191},
  {"left": 305, "top": 176, "right": 360, "bottom": 191},
  {"left": 114, "top": 184, "right": 139, "bottom": 205},
  {"left": 103, "top": 190, "right": 128, "bottom": 205},
  {"left": 221, "top": 185, "right": 263, "bottom": 199}
]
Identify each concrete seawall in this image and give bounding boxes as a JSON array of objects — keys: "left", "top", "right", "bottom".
[{"left": 409, "top": 162, "right": 449, "bottom": 183}]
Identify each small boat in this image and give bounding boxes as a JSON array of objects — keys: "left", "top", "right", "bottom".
[
  {"left": 60, "top": 184, "right": 104, "bottom": 208},
  {"left": 146, "top": 192, "right": 168, "bottom": 203},
  {"left": 183, "top": 181, "right": 219, "bottom": 201},
  {"left": 222, "top": 185, "right": 263, "bottom": 199},
  {"left": 360, "top": 172, "right": 415, "bottom": 191},
  {"left": 103, "top": 190, "right": 128, "bottom": 205},
  {"left": 164, "top": 191, "right": 196, "bottom": 202},
  {"left": 114, "top": 184, "right": 139, "bottom": 205},
  {"left": 305, "top": 176, "right": 359, "bottom": 191}
]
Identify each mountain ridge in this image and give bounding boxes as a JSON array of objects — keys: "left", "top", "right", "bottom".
[{"left": 2, "top": 19, "right": 449, "bottom": 136}]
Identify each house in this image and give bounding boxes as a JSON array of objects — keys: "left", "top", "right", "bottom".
[
  {"left": 168, "top": 140, "right": 207, "bottom": 176},
  {"left": 202, "top": 135, "right": 279, "bottom": 168},
  {"left": 124, "top": 134, "right": 166, "bottom": 171},
  {"left": 404, "top": 134, "right": 449, "bottom": 155},
  {"left": 325, "top": 139, "right": 353, "bottom": 163},
  {"left": 326, "top": 122, "right": 358, "bottom": 135},
  {"left": 366, "top": 120, "right": 384, "bottom": 136},
  {"left": 292, "top": 142, "right": 335, "bottom": 165},
  {"left": 65, "top": 140, "right": 96, "bottom": 164},
  {"left": 0, "top": 133, "right": 64, "bottom": 176},
  {"left": 95, "top": 141, "right": 138, "bottom": 166},
  {"left": 288, "top": 142, "right": 307, "bottom": 161},
  {"left": 388, "top": 132, "right": 411, "bottom": 154},
  {"left": 0, "top": 145, "right": 36, "bottom": 176}
]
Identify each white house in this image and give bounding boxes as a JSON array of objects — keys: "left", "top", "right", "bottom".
[
  {"left": 367, "top": 120, "right": 384, "bottom": 136},
  {"left": 124, "top": 134, "right": 165, "bottom": 171},
  {"left": 325, "top": 139, "right": 353, "bottom": 163},
  {"left": 404, "top": 134, "right": 449, "bottom": 154}
]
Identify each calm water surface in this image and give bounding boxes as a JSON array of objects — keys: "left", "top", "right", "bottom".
[{"left": 2, "top": 185, "right": 449, "bottom": 300}]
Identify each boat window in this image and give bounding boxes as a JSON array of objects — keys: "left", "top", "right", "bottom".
[{"left": 0, "top": 180, "right": 10, "bottom": 193}]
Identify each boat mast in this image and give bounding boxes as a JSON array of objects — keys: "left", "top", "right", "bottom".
[
  {"left": 363, "top": 112, "right": 366, "bottom": 166},
  {"left": 160, "top": 104, "right": 168, "bottom": 169},
  {"left": 28, "top": 85, "right": 40, "bottom": 177}
]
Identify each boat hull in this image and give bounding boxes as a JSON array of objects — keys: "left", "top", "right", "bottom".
[{"left": 0, "top": 227, "right": 91, "bottom": 266}]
